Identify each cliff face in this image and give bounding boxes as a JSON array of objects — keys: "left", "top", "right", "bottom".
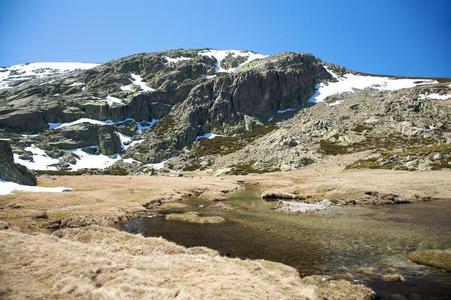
[{"left": 0, "top": 140, "right": 36, "bottom": 185}]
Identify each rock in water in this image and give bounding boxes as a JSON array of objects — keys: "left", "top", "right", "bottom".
[{"left": 0, "top": 140, "right": 37, "bottom": 185}]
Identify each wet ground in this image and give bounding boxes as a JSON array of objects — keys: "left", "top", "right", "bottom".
[{"left": 124, "top": 187, "right": 451, "bottom": 299}]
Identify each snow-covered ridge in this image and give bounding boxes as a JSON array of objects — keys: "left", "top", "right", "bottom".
[
  {"left": 198, "top": 49, "right": 268, "bottom": 73},
  {"left": 308, "top": 67, "right": 437, "bottom": 106},
  {"left": 0, "top": 62, "right": 99, "bottom": 89}
]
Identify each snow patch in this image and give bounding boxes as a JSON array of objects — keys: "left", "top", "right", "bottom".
[
  {"left": 277, "top": 108, "right": 295, "bottom": 114},
  {"left": 419, "top": 93, "right": 451, "bottom": 100},
  {"left": 308, "top": 67, "right": 437, "bottom": 105},
  {"left": 0, "top": 180, "right": 72, "bottom": 196},
  {"left": 164, "top": 56, "right": 193, "bottom": 64},
  {"left": 13, "top": 145, "right": 59, "bottom": 171},
  {"left": 105, "top": 95, "right": 124, "bottom": 106},
  {"left": 120, "top": 73, "right": 155, "bottom": 92},
  {"left": 136, "top": 119, "right": 159, "bottom": 134},
  {"left": 198, "top": 49, "right": 267, "bottom": 73},
  {"left": 69, "top": 149, "right": 121, "bottom": 171},
  {"left": 148, "top": 161, "right": 166, "bottom": 170},
  {"left": 0, "top": 62, "right": 98, "bottom": 89},
  {"left": 116, "top": 132, "right": 132, "bottom": 150},
  {"left": 195, "top": 132, "right": 223, "bottom": 141},
  {"left": 48, "top": 118, "right": 107, "bottom": 130}
]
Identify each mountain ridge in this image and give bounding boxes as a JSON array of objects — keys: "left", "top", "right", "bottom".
[{"left": 0, "top": 49, "right": 449, "bottom": 179}]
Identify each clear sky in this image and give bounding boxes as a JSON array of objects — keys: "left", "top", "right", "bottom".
[{"left": 1, "top": 0, "right": 450, "bottom": 77}]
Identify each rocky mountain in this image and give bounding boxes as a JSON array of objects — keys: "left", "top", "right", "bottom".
[{"left": 0, "top": 49, "right": 450, "bottom": 176}]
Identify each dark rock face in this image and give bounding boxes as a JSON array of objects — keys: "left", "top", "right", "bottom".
[
  {"left": 44, "top": 124, "right": 122, "bottom": 155},
  {"left": 0, "top": 140, "right": 36, "bottom": 185},
  {"left": 0, "top": 49, "right": 331, "bottom": 167},
  {"left": 127, "top": 53, "right": 330, "bottom": 163}
]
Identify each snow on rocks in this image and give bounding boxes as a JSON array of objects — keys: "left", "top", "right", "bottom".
[
  {"left": 48, "top": 118, "right": 107, "bottom": 130},
  {"left": 198, "top": 49, "right": 267, "bottom": 73},
  {"left": 48, "top": 118, "right": 158, "bottom": 134},
  {"left": 0, "top": 180, "right": 72, "bottom": 196},
  {"left": 163, "top": 56, "right": 193, "bottom": 65},
  {"left": 0, "top": 62, "right": 99, "bottom": 89},
  {"left": 195, "top": 132, "right": 224, "bottom": 142},
  {"left": 274, "top": 199, "right": 332, "bottom": 213},
  {"left": 308, "top": 67, "right": 437, "bottom": 106},
  {"left": 136, "top": 119, "right": 159, "bottom": 134},
  {"left": 69, "top": 148, "right": 121, "bottom": 171},
  {"left": 277, "top": 108, "right": 295, "bottom": 114},
  {"left": 120, "top": 73, "right": 155, "bottom": 92},
  {"left": 148, "top": 161, "right": 166, "bottom": 170},
  {"left": 419, "top": 93, "right": 451, "bottom": 101},
  {"left": 13, "top": 145, "right": 59, "bottom": 171},
  {"left": 105, "top": 95, "right": 124, "bottom": 106},
  {"left": 116, "top": 132, "right": 132, "bottom": 150}
]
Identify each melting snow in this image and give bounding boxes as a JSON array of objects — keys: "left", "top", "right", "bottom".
[
  {"left": 0, "top": 62, "right": 98, "bottom": 89},
  {"left": 0, "top": 180, "right": 72, "bottom": 196},
  {"left": 164, "top": 56, "right": 193, "bottom": 64},
  {"left": 148, "top": 161, "right": 166, "bottom": 170},
  {"left": 120, "top": 73, "right": 155, "bottom": 92},
  {"left": 69, "top": 149, "right": 121, "bottom": 171},
  {"left": 48, "top": 118, "right": 159, "bottom": 135},
  {"left": 308, "top": 67, "right": 437, "bottom": 106},
  {"left": 136, "top": 119, "right": 159, "bottom": 134},
  {"left": 277, "top": 108, "right": 295, "bottom": 114},
  {"left": 195, "top": 132, "right": 223, "bottom": 141},
  {"left": 198, "top": 49, "right": 267, "bottom": 73},
  {"left": 48, "top": 118, "right": 107, "bottom": 130},
  {"left": 105, "top": 95, "right": 124, "bottom": 106},
  {"left": 419, "top": 93, "right": 451, "bottom": 100},
  {"left": 13, "top": 145, "right": 59, "bottom": 171},
  {"left": 116, "top": 132, "right": 132, "bottom": 150}
]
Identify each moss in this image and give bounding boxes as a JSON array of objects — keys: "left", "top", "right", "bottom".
[
  {"left": 319, "top": 140, "right": 349, "bottom": 155},
  {"left": 228, "top": 162, "right": 279, "bottom": 175},
  {"left": 347, "top": 144, "right": 451, "bottom": 170},
  {"left": 153, "top": 115, "right": 175, "bottom": 137},
  {"left": 108, "top": 166, "right": 129, "bottom": 176},
  {"left": 190, "top": 124, "right": 277, "bottom": 158}
]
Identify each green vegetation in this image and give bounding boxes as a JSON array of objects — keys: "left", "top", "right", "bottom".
[
  {"left": 319, "top": 140, "right": 349, "bottom": 155},
  {"left": 347, "top": 144, "right": 451, "bottom": 170},
  {"left": 153, "top": 115, "right": 175, "bottom": 137},
  {"left": 190, "top": 124, "right": 277, "bottom": 158},
  {"left": 228, "top": 162, "right": 279, "bottom": 175}
]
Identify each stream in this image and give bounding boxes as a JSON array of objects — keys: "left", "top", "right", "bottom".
[{"left": 123, "top": 187, "right": 451, "bottom": 299}]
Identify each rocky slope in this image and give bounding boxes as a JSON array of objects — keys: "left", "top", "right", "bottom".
[{"left": 0, "top": 49, "right": 449, "bottom": 175}]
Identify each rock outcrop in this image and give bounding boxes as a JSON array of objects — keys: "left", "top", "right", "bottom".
[{"left": 0, "top": 140, "right": 36, "bottom": 185}]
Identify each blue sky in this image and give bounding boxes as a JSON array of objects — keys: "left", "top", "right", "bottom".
[{"left": 1, "top": 0, "right": 450, "bottom": 77}]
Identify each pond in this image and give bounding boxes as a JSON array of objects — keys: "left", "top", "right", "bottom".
[{"left": 123, "top": 186, "right": 451, "bottom": 299}]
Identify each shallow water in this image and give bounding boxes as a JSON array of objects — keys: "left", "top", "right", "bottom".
[{"left": 124, "top": 187, "right": 451, "bottom": 299}]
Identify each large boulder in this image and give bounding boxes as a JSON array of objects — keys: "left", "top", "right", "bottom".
[{"left": 0, "top": 140, "right": 36, "bottom": 185}]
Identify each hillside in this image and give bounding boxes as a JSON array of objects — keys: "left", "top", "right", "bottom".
[{"left": 0, "top": 48, "right": 450, "bottom": 178}]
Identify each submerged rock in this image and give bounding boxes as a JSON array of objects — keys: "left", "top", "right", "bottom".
[{"left": 165, "top": 211, "right": 225, "bottom": 224}]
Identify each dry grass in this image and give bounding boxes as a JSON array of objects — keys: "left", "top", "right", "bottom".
[{"left": 0, "top": 226, "right": 374, "bottom": 300}]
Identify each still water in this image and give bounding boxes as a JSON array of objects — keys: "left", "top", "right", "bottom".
[{"left": 124, "top": 187, "right": 451, "bottom": 299}]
